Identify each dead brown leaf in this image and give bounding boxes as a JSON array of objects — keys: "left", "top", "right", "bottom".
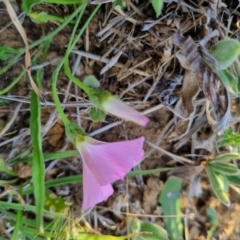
[
  {"left": 13, "top": 162, "right": 32, "bottom": 178},
  {"left": 172, "top": 31, "right": 231, "bottom": 134},
  {"left": 143, "top": 177, "right": 162, "bottom": 213}
]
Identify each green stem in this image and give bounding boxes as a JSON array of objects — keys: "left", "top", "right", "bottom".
[
  {"left": 52, "top": 4, "right": 100, "bottom": 125},
  {"left": 29, "top": 4, "right": 86, "bottom": 50},
  {"left": 64, "top": 60, "right": 91, "bottom": 94},
  {"left": 52, "top": 59, "right": 70, "bottom": 126},
  {"left": 64, "top": 4, "right": 101, "bottom": 94},
  {"left": 51, "top": 4, "right": 87, "bottom": 125}
]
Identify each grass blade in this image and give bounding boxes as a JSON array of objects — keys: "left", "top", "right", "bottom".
[
  {"left": 8, "top": 150, "right": 78, "bottom": 165},
  {"left": 30, "top": 69, "right": 45, "bottom": 232},
  {"left": 12, "top": 209, "right": 26, "bottom": 240},
  {"left": 22, "top": 175, "right": 82, "bottom": 195}
]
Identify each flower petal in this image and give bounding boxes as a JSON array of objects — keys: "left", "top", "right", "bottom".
[
  {"left": 102, "top": 97, "right": 149, "bottom": 126},
  {"left": 82, "top": 162, "right": 113, "bottom": 210},
  {"left": 78, "top": 136, "right": 144, "bottom": 186}
]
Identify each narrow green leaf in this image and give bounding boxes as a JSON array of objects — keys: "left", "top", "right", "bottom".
[
  {"left": 7, "top": 149, "right": 31, "bottom": 165},
  {"left": 0, "top": 46, "right": 21, "bottom": 61},
  {"left": 205, "top": 165, "right": 230, "bottom": 207},
  {"left": 237, "top": 76, "right": 240, "bottom": 92},
  {"left": 0, "top": 201, "right": 66, "bottom": 218},
  {"left": 151, "top": 0, "right": 164, "bottom": 17},
  {"left": 12, "top": 210, "right": 26, "bottom": 240},
  {"left": 159, "top": 177, "right": 183, "bottom": 240},
  {"left": 0, "top": 98, "right": 11, "bottom": 105},
  {"left": 0, "top": 68, "right": 26, "bottom": 95},
  {"left": 37, "top": 150, "right": 79, "bottom": 161},
  {"left": 25, "top": 232, "right": 44, "bottom": 240},
  {"left": 22, "top": 226, "right": 54, "bottom": 238},
  {"left": 30, "top": 69, "right": 45, "bottom": 232},
  {"left": 21, "top": 168, "right": 170, "bottom": 196},
  {"left": 10, "top": 150, "right": 79, "bottom": 164},
  {"left": 0, "top": 157, "right": 17, "bottom": 176},
  {"left": 0, "top": 207, "right": 42, "bottom": 230},
  {"left": 226, "top": 174, "right": 240, "bottom": 186},
  {"left": 129, "top": 217, "right": 169, "bottom": 240},
  {"left": 0, "top": 178, "right": 18, "bottom": 186},
  {"left": 209, "top": 153, "right": 239, "bottom": 163},
  {"left": 208, "top": 162, "right": 240, "bottom": 176},
  {"left": 22, "top": 175, "right": 82, "bottom": 195}
]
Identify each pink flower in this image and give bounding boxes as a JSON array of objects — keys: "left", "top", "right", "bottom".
[
  {"left": 76, "top": 135, "right": 145, "bottom": 210},
  {"left": 101, "top": 96, "right": 149, "bottom": 126},
  {"left": 87, "top": 88, "right": 149, "bottom": 126}
]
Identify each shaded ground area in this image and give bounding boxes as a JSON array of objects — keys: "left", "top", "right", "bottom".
[{"left": 1, "top": 0, "right": 240, "bottom": 239}]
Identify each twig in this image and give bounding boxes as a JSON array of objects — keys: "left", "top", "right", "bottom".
[
  {"left": 145, "top": 140, "right": 194, "bottom": 164},
  {"left": 0, "top": 103, "right": 22, "bottom": 137},
  {"left": 72, "top": 50, "right": 150, "bottom": 77},
  {"left": 3, "top": 0, "right": 42, "bottom": 99}
]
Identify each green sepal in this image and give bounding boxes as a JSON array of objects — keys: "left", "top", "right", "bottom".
[
  {"left": 87, "top": 88, "right": 111, "bottom": 109},
  {"left": 65, "top": 122, "right": 85, "bottom": 144},
  {"left": 89, "top": 108, "right": 106, "bottom": 122},
  {"left": 83, "top": 75, "right": 100, "bottom": 88}
]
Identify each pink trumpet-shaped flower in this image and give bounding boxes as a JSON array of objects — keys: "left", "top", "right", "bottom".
[
  {"left": 101, "top": 96, "right": 149, "bottom": 126},
  {"left": 87, "top": 88, "right": 149, "bottom": 126},
  {"left": 76, "top": 135, "right": 145, "bottom": 210}
]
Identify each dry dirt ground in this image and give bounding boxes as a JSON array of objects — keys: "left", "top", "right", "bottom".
[{"left": 1, "top": 0, "right": 240, "bottom": 239}]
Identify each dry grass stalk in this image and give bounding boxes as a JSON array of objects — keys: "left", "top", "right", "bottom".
[{"left": 3, "top": 0, "right": 42, "bottom": 99}]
